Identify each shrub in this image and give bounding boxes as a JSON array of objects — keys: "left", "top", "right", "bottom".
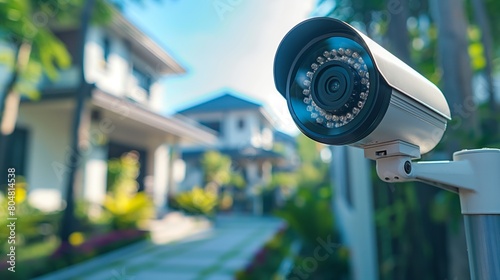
[
  {"left": 276, "top": 186, "right": 350, "bottom": 279},
  {"left": 103, "top": 152, "right": 155, "bottom": 230},
  {"left": 172, "top": 187, "right": 218, "bottom": 217}
]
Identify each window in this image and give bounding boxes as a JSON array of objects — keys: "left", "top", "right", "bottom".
[
  {"left": 132, "top": 66, "right": 152, "bottom": 93},
  {"left": 199, "top": 121, "right": 222, "bottom": 135},
  {"left": 103, "top": 37, "right": 111, "bottom": 62},
  {"left": 237, "top": 118, "right": 245, "bottom": 130}
]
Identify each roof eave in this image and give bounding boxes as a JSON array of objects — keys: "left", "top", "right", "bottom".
[
  {"left": 91, "top": 89, "right": 217, "bottom": 145},
  {"left": 109, "top": 9, "right": 186, "bottom": 75},
  {"left": 259, "top": 107, "right": 276, "bottom": 127}
]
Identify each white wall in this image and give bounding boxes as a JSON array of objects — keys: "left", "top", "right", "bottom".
[
  {"left": 85, "top": 27, "right": 128, "bottom": 96},
  {"left": 149, "top": 82, "right": 164, "bottom": 112},
  {"left": 225, "top": 111, "right": 255, "bottom": 148},
  {"left": 17, "top": 105, "right": 72, "bottom": 211}
]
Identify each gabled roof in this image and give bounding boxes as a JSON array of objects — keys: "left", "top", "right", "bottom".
[
  {"left": 91, "top": 89, "right": 217, "bottom": 145},
  {"left": 178, "top": 93, "right": 263, "bottom": 115},
  {"left": 109, "top": 9, "right": 185, "bottom": 75}
]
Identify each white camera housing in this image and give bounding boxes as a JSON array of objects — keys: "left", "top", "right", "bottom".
[{"left": 274, "top": 17, "right": 451, "bottom": 157}]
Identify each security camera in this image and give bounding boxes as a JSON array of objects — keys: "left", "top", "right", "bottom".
[
  {"left": 274, "top": 17, "right": 451, "bottom": 158},
  {"left": 273, "top": 18, "right": 500, "bottom": 280}
]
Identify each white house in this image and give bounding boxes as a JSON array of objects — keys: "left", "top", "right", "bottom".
[
  {"left": 177, "top": 91, "right": 296, "bottom": 214},
  {"left": 3, "top": 8, "right": 216, "bottom": 213}
]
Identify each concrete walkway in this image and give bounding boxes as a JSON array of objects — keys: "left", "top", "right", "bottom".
[{"left": 36, "top": 215, "right": 283, "bottom": 280}]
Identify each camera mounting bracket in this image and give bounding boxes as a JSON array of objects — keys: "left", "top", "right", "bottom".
[
  {"left": 373, "top": 148, "right": 500, "bottom": 215},
  {"left": 373, "top": 148, "right": 500, "bottom": 279}
]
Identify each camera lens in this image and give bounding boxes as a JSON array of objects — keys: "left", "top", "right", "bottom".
[
  {"left": 327, "top": 78, "right": 340, "bottom": 94},
  {"left": 310, "top": 61, "right": 355, "bottom": 111}
]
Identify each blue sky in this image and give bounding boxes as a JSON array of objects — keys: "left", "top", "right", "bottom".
[{"left": 124, "top": 0, "right": 316, "bottom": 133}]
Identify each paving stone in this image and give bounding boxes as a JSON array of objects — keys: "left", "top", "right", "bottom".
[
  {"left": 204, "top": 272, "right": 236, "bottom": 280},
  {"left": 133, "top": 270, "right": 198, "bottom": 280},
  {"left": 219, "top": 257, "right": 250, "bottom": 271},
  {"left": 38, "top": 216, "right": 284, "bottom": 280},
  {"left": 157, "top": 255, "right": 220, "bottom": 267}
]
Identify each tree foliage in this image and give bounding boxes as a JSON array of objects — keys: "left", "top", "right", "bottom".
[
  {"left": 173, "top": 187, "right": 218, "bottom": 217},
  {"left": 274, "top": 134, "right": 349, "bottom": 279},
  {"left": 104, "top": 152, "right": 154, "bottom": 230},
  {"left": 200, "top": 150, "right": 233, "bottom": 188},
  {"left": 173, "top": 150, "right": 246, "bottom": 216}
]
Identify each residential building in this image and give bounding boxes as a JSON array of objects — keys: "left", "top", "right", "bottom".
[
  {"left": 177, "top": 91, "right": 297, "bottom": 214},
  {"left": 2, "top": 8, "right": 216, "bottom": 213}
]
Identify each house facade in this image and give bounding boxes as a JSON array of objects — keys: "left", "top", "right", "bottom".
[
  {"left": 177, "top": 92, "right": 297, "bottom": 215},
  {"left": 3, "top": 8, "right": 216, "bottom": 213}
]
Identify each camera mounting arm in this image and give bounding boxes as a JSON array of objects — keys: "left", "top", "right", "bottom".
[
  {"left": 368, "top": 142, "right": 500, "bottom": 279},
  {"left": 367, "top": 141, "right": 500, "bottom": 215},
  {"left": 376, "top": 156, "right": 472, "bottom": 194}
]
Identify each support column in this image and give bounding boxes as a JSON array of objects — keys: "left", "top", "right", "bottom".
[
  {"left": 454, "top": 149, "right": 500, "bottom": 280},
  {"left": 246, "top": 163, "right": 262, "bottom": 215},
  {"left": 167, "top": 143, "right": 181, "bottom": 198},
  {"left": 83, "top": 121, "right": 108, "bottom": 218},
  {"left": 83, "top": 143, "right": 108, "bottom": 204},
  {"left": 152, "top": 143, "right": 169, "bottom": 215},
  {"left": 463, "top": 215, "right": 500, "bottom": 279}
]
